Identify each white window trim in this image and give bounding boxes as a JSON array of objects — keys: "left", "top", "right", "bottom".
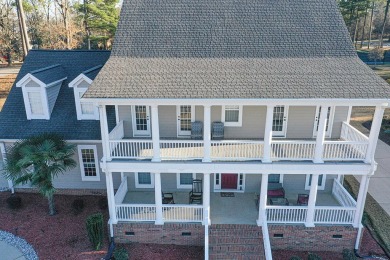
[
  {"left": 272, "top": 105, "right": 289, "bottom": 138},
  {"left": 68, "top": 74, "right": 99, "bottom": 120},
  {"left": 135, "top": 172, "right": 155, "bottom": 188},
  {"left": 77, "top": 145, "right": 100, "bottom": 181},
  {"left": 176, "top": 105, "right": 195, "bottom": 137},
  {"left": 221, "top": 105, "right": 243, "bottom": 127},
  {"left": 213, "top": 173, "right": 245, "bottom": 192},
  {"left": 176, "top": 173, "right": 196, "bottom": 189},
  {"left": 131, "top": 105, "right": 151, "bottom": 137},
  {"left": 305, "top": 174, "right": 326, "bottom": 190},
  {"left": 313, "top": 106, "right": 335, "bottom": 138}
]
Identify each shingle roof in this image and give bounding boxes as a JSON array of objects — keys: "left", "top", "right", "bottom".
[
  {"left": 83, "top": 65, "right": 103, "bottom": 80},
  {"left": 30, "top": 64, "right": 67, "bottom": 84},
  {"left": 0, "top": 50, "right": 110, "bottom": 140},
  {"left": 85, "top": 0, "right": 390, "bottom": 100}
]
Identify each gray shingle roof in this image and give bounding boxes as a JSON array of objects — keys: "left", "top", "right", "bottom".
[
  {"left": 30, "top": 64, "right": 67, "bottom": 84},
  {"left": 0, "top": 50, "right": 110, "bottom": 140},
  {"left": 85, "top": 0, "right": 390, "bottom": 100}
]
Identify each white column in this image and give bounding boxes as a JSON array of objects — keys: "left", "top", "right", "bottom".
[
  {"left": 154, "top": 172, "right": 164, "bottom": 225},
  {"left": 120, "top": 172, "right": 125, "bottom": 183},
  {"left": 257, "top": 173, "right": 268, "bottom": 226},
  {"left": 99, "top": 105, "right": 111, "bottom": 161},
  {"left": 203, "top": 173, "right": 211, "bottom": 225},
  {"left": 365, "top": 106, "right": 385, "bottom": 163},
  {"left": 105, "top": 171, "right": 117, "bottom": 224},
  {"left": 263, "top": 105, "right": 274, "bottom": 163},
  {"left": 354, "top": 174, "right": 370, "bottom": 227},
  {"left": 314, "top": 106, "right": 329, "bottom": 163},
  {"left": 203, "top": 105, "right": 211, "bottom": 162},
  {"left": 346, "top": 106, "right": 352, "bottom": 124},
  {"left": 305, "top": 174, "right": 319, "bottom": 227},
  {"left": 151, "top": 105, "right": 161, "bottom": 162},
  {"left": 0, "top": 142, "right": 14, "bottom": 193}
]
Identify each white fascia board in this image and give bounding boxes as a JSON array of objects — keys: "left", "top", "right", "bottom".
[
  {"left": 104, "top": 161, "right": 372, "bottom": 175},
  {"left": 16, "top": 73, "right": 45, "bottom": 88},
  {"left": 88, "top": 98, "right": 390, "bottom": 107},
  {"left": 68, "top": 74, "right": 93, "bottom": 88}
]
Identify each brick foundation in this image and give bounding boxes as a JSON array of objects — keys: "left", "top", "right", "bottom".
[
  {"left": 114, "top": 222, "right": 204, "bottom": 246},
  {"left": 269, "top": 225, "right": 358, "bottom": 252},
  {"left": 14, "top": 188, "right": 107, "bottom": 196}
]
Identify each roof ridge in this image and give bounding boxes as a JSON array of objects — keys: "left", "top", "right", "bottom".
[
  {"left": 30, "top": 64, "right": 61, "bottom": 74},
  {"left": 82, "top": 65, "right": 103, "bottom": 74}
]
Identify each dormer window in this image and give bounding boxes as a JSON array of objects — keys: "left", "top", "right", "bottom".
[
  {"left": 69, "top": 66, "right": 101, "bottom": 120},
  {"left": 16, "top": 64, "right": 66, "bottom": 120}
]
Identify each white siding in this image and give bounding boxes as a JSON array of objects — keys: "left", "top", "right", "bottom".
[
  {"left": 287, "top": 106, "right": 317, "bottom": 138},
  {"left": 25, "top": 80, "right": 41, "bottom": 88},
  {"left": 159, "top": 106, "right": 177, "bottom": 138}
]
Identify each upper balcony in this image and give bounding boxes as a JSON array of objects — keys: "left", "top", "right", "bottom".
[{"left": 101, "top": 104, "right": 375, "bottom": 163}]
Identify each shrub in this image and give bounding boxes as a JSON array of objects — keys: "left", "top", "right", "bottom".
[
  {"left": 6, "top": 195, "right": 22, "bottom": 209},
  {"left": 308, "top": 253, "right": 322, "bottom": 260},
  {"left": 72, "top": 199, "right": 84, "bottom": 214},
  {"left": 113, "top": 247, "right": 129, "bottom": 260},
  {"left": 86, "top": 213, "right": 104, "bottom": 250},
  {"left": 342, "top": 249, "right": 357, "bottom": 260},
  {"left": 289, "top": 256, "right": 302, "bottom": 260},
  {"left": 98, "top": 197, "right": 108, "bottom": 210}
]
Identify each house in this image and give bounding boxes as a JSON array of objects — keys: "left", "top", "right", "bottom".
[{"left": 1, "top": 0, "right": 390, "bottom": 259}]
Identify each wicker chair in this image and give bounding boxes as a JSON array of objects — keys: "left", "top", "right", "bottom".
[
  {"left": 191, "top": 121, "right": 203, "bottom": 140},
  {"left": 212, "top": 122, "right": 224, "bottom": 140}
]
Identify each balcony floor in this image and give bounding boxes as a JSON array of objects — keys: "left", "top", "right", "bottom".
[{"left": 121, "top": 190, "right": 341, "bottom": 224}]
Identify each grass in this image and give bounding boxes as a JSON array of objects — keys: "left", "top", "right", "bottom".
[{"left": 344, "top": 175, "right": 390, "bottom": 256}]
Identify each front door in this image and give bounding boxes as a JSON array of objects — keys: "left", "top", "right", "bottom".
[
  {"left": 272, "top": 105, "right": 288, "bottom": 137},
  {"left": 313, "top": 106, "right": 334, "bottom": 137},
  {"left": 221, "top": 174, "right": 238, "bottom": 189},
  {"left": 132, "top": 105, "right": 151, "bottom": 137},
  {"left": 177, "top": 105, "right": 194, "bottom": 137}
]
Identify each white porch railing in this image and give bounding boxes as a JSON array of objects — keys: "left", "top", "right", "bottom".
[
  {"left": 271, "top": 141, "right": 316, "bottom": 160},
  {"left": 341, "top": 122, "right": 369, "bottom": 143},
  {"left": 211, "top": 140, "right": 264, "bottom": 161},
  {"left": 266, "top": 206, "right": 308, "bottom": 223},
  {"left": 323, "top": 141, "right": 368, "bottom": 161},
  {"left": 332, "top": 179, "right": 357, "bottom": 207},
  {"left": 116, "top": 204, "right": 156, "bottom": 221},
  {"left": 314, "top": 207, "right": 356, "bottom": 224},
  {"left": 114, "top": 177, "right": 128, "bottom": 204},
  {"left": 109, "top": 140, "right": 153, "bottom": 159},
  {"left": 162, "top": 204, "right": 204, "bottom": 222},
  {"left": 160, "top": 140, "right": 204, "bottom": 160},
  {"left": 109, "top": 120, "right": 125, "bottom": 140}
]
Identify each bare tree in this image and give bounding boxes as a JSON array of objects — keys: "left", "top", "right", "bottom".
[
  {"left": 16, "top": 0, "right": 31, "bottom": 58},
  {"left": 55, "top": 0, "right": 71, "bottom": 49},
  {"left": 380, "top": 0, "right": 390, "bottom": 47}
]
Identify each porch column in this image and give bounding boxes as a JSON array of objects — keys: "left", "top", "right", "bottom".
[
  {"left": 99, "top": 105, "right": 111, "bottom": 161},
  {"left": 203, "top": 105, "right": 211, "bottom": 162},
  {"left": 203, "top": 173, "right": 211, "bottom": 225},
  {"left": 313, "top": 105, "right": 329, "bottom": 163},
  {"left": 154, "top": 172, "right": 164, "bottom": 225},
  {"left": 105, "top": 171, "right": 117, "bottom": 224},
  {"left": 354, "top": 174, "right": 370, "bottom": 227},
  {"left": 263, "top": 105, "right": 274, "bottom": 163},
  {"left": 151, "top": 105, "right": 161, "bottom": 162},
  {"left": 257, "top": 173, "right": 268, "bottom": 226},
  {"left": 365, "top": 106, "right": 385, "bottom": 163},
  {"left": 305, "top": 174, "right": 319, "bottom": 227}
]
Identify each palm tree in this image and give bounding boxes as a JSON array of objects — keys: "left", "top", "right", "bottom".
[{"left": 3, "top": 133, "right": 76, "bottom": 215}]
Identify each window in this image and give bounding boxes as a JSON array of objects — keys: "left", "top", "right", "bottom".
[
  {"left": 135, "top": 172, "right": 154, "bottom": 188},
  {"left": 305, "top": 174, "right": 326, "bottom": 190},
  {"left": 27, "top": 91, "right": 44, "bottom": 115},
  {"left": 268, "top": 174, "right": 284, "bottom": 184},
  {"left": 177, "top": 173, "right": 196, "bottom": 189},
  {"left": 272, "top": 105, "right": 288, "bottom": 137},
  {"left": 222, "top": 105, "right": 243, "bottom": 127},
  {"left": 78, "top": 145, "right": 100, "bottom": 181},
  {"left": 69, "top": 75, "right": 99, "bottom": 120}
]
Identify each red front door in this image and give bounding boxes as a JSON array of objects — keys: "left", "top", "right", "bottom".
[{"left": 221, "top": 174, "right": 238, "bottom": 189}]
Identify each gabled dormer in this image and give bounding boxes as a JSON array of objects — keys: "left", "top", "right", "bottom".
[
  {"left": 16, "top": 64, "right": 67, "bottom": 120},
  {"left": 68, "top": 65, "right": 102, "bottom": 120}
]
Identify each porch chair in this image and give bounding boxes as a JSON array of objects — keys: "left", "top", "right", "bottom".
[
  {"left": 297, "top": 194, "right": 309, "bottom": 206},
  {"left": 212, "top": 122, "right": 224, "bottom": 140},
  {"left": 189, "top": 179, "right": 203, "bottom": 204},
  {"left": 162, "top": 192, "right": 175, "bottom": 204},
  {"left": 191, "top": 121, "right": 203, "bottom": 140}
]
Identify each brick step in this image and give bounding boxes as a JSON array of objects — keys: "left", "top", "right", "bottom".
[
  {"left": 210, "top": 237, "right": 264, "bottom": 244},
  {"left": 210, "top": 252, "right": 266, "bottom": 260},
  {"left": 210, "top": 245, "right": 264, "bottom": 253}
]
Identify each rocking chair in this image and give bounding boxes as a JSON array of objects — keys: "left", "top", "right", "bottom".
[{"left": 189, "top": 179, "right": 203, "bottom": 204}]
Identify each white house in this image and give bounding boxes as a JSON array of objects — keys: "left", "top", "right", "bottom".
[{"left": 1, "top": 0, "right": 390, "bottom": 259}]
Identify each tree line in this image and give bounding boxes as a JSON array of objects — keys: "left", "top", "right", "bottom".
[
  {"left": 0, "top": 0, "right": 120, "bottom": 63},
  {"left": 338, "top": 0, "right": 390, "bottom": 49}
]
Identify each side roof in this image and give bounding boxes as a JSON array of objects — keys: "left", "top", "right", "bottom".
[
  {"left": 85, "top": 0, "right": 390, "bottom": 100},
  {"left": 0, "top": 50, "right": 110, "bottom": 140}
]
